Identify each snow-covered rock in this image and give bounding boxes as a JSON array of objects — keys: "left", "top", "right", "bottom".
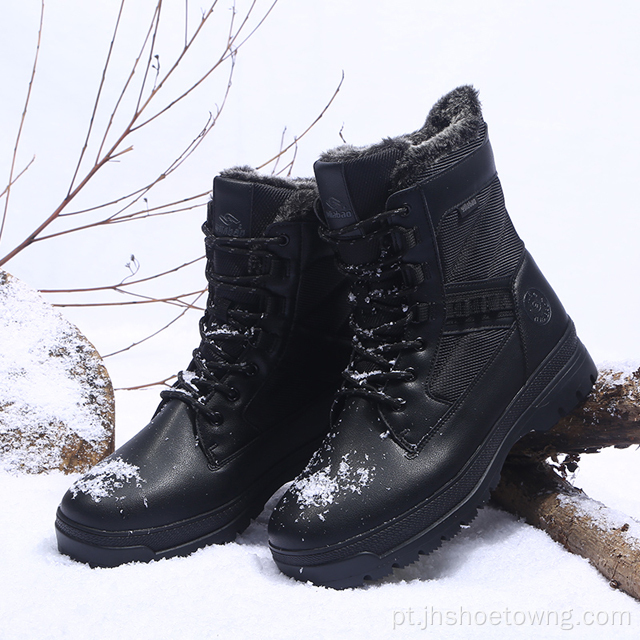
[{"left": 0, "top": 270, "right": 114, "bottom": 474}]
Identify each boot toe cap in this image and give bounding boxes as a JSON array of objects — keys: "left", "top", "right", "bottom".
[{"left": 57, "top": 455, "right": 152, "bottom": 531}]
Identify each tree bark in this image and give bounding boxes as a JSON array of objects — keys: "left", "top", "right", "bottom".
[
  {"left": 492, "top": 461, "right": 640, "bottom": 601},
  {"left": 509, "top": 366, "right": 640, "bottom": 463},
  {"left": 491, "top": 366, "right": 640, "bottom": 601}
]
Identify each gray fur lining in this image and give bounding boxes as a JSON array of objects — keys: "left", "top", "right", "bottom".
[
  {"left": 217, "top": 166, "right": 317, "bottom": 222},
  {"left": 317, "top": 137, "right": 410, "bottom": 164},
  {"left": 319, "top": 85, "right": 485, "bottom": 190},
  {"left": 219, "top": 166, "right": 315, "bottom": 191}
]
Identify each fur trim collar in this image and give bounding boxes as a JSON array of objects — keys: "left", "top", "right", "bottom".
[
  {"left": 219, "top": 166, "right": 315, "bottom": 192},
  {"left": 216, "top": 167, "right": 317, "bottom": 222},
  {"left": 319, "top": 85, "right": 485, "bottom": 190}
]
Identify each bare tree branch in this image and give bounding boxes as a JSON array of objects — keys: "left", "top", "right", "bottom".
[
  {"left": 0, "top": 1, "right": 274, "bottom": 268},
  {"left": 0, "top": 1, "right": 342, "bottom": 378},
  {"left": 184, "top": 0, "right": 189, "bottom": 48}
]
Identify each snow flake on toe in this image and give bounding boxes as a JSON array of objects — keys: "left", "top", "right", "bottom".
[
  {"left": 292, "top": 453, "right": 374, "bottom": 513},
  {"left": 293, "top": 467, "right": 338, "bottom": 509},
  {"left": 70, "top": 458, "right": 145, "bottom": 503}
]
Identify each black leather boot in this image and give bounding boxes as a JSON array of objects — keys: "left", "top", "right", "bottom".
[
  {"left": 268, "top": 86, "right": 597, "bottom": 588},
  {"left": 55, "top": 168, "right": 351, "bottom": 567}
]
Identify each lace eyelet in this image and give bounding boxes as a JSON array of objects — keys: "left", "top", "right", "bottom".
[
  {"left": 245, "top": 362, "right": 258, "bottom": 376},
  {"left": 226, "top": 387, "right": 240, "bottom": 401},
  {"left": 393, "top": 397, "right": 407, "bottom": 410},
  {"left": 211, "top": 411, "right": 224, "bottom": 425},
  {"left": 405, "top": 367, "right": 417, "bottom": 382},
  {"left": 400, "top": 204, "right": 411, "bottom": 217},
  {"left": 414, "top": 338, "right": 427, "bottom": 352},
  {"left": 278, "top": 234, "right": 290, "bottom": 246}
]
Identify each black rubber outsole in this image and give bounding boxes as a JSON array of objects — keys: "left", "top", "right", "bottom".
[
  {"left": 55, "top": 437, "right": 322, "bottom": 569},
  {"left": 55, "top": 493, "right": 266, "bottom": 568},
  {"left": 270, "top": 324, "right": 597, "bottom": 589}
]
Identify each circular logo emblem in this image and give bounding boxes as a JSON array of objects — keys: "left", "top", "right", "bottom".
[{"left": 523, "top": 289, "right": 552, "bottom": 325}]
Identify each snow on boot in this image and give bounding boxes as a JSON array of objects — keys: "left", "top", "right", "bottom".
[
  {"left": 268, "top": 86, "right": 597, "bottom": 588},
  {"left": 55, "top": 168, "right": 351, "bottom": 567}
]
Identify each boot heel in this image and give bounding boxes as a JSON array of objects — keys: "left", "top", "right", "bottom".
[{"left": 521, "top": 324, "right": 598, "bottom": 437}]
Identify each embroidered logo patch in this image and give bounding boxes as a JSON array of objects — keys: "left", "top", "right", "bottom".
[{"left": 523, "top": 288, "right": 552, "bottom": 325}]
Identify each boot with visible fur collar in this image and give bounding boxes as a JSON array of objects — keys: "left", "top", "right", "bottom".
[
  {"left": 55, "top": 169, "right": 351, "bottom": 567},
  {"left": 268, "top": 86, "right": 597, "bottom": 588}
]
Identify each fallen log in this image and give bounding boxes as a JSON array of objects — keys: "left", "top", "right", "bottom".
[
  {"left": 491, "top": 366, "right": 640, "bottom": 601},
  {"left": 509, "top": 366, "right": 640, "bottom": 463},
  {"left": 492, "top": 461, "right": 640, "bottom": 601}
]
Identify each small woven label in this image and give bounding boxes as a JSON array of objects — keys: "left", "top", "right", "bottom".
[{"left": 457, "top": 197, "right": 479, "bottom": 218}]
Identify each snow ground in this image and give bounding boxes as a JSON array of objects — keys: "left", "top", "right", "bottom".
[
  {"left": 1, "top": 1, "right": 640, "bottom": 638},
  {"left": 2, "top": 447, "right": 640, "bottom": 640}
]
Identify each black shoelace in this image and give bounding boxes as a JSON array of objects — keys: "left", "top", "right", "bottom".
[
  {"left": 161, "top": 222, "right": 286, "bottom": 423},
  {"left": 319, "top": 206, "right": 429, "bottom": 411}
]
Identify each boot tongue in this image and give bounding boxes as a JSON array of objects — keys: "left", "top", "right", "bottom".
[
  {"left": 203, "top": 175, "right": 297, "bottom": 364},
  {"left": 210, "top": 176, "right": 252, "bottom": 237},
  {"left": 314, "top": 146, "right": 403, "bottom": 231},
  {"left": 315, "top": 148, "right": 407, "bottom": 382},
  {"left": 209, "top": 175, "right": 292, "bottom": 238}
]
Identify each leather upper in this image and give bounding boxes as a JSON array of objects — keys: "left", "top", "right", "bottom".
[
  {"left": 59, "top": 191, "right": 351, "bottom": 534},
  {"left": 269, "top": 133, "right": 571, "bottom": 553}
]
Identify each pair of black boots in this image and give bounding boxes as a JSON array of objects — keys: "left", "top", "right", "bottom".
[{"left": 55, "top": 86, "right": 597, "bottom": 589}]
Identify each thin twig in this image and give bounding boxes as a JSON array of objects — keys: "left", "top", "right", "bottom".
[
  {"left": 121, "top": 254, "right": 140, "bottom": 284},
  {"left": 257, "top": 71, "right": 344, "bottom": 170},
  {"left": 95, "top": 1, "right": 161, "bottom": 163},
  {"left": 102, "top": 290, "right": 205, "bottom": 358},
  {"left": 0, "top": 156, "right": 36, "bottom": 200},
  {"left": 53, "top": 288, "right": 205, "bottom": 308},
  {"left": 275, "top": 138, "right": 298, "bottom": 177},
  {"left": 271, "top": 126, "right": 287, "bottom": 176},
  {"left": 109, "top": 286, "right": 206, "bottom": 310},
  {"left": 59, "top": 190, "right": 208, "bottom": 218},
  {"left": 35, "top": 199, "right": 205, "bottom": 243},
  {"left": 39, "top": 255, "right": 205, "bottom": 293},
  {"left": 286, "top": 140, "right": 299, "bottom": 176},
  {"left": 227, "top": 0, "right": 237, "bottom": 49},
  {"left": 0, "top": 0, "right": 45, "bottom": 243},
  {"left": 129, "top": 1, "right": 225, "bottom": 132},
  {"left": 134, "top": 0, "right": 163, "bottom": 115},
  {"left": 226, "top": 0, "right": 278, "bottom": 58},
  {"left": 184, "top": 0, "right": 189, "bottom": 48},
  {"left": 67, "top": 0, "right": 126, "bottom": 196},
  {"left": 115, "top": 375, "right": 176, "bottom": 391}
]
